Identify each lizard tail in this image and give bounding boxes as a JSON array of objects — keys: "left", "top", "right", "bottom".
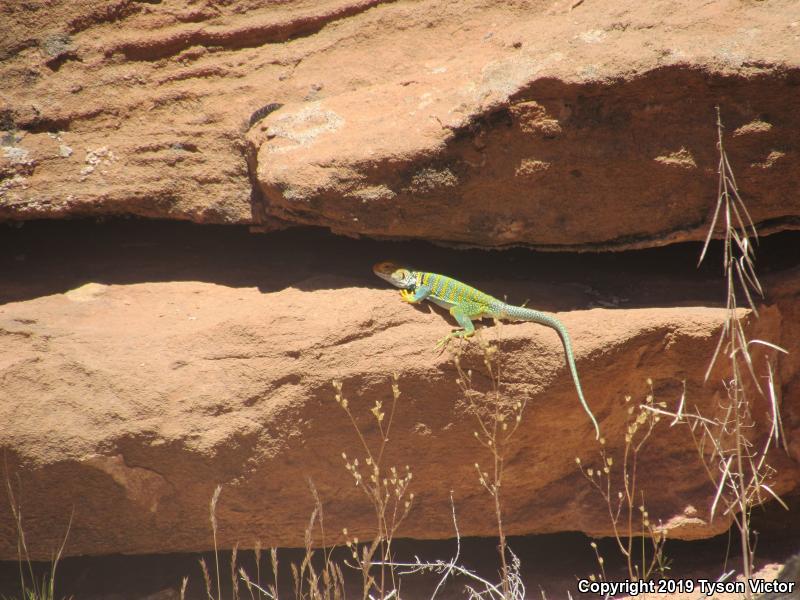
[{"left": 501, "top": 304, "right": 600, "bottom": 440}]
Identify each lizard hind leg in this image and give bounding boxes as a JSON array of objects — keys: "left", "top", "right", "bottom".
[{"left": 434, "top": 307, "right": 477, "bottom": 351}]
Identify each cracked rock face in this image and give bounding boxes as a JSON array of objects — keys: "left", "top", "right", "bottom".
[{"left": 1, "top": 0, "right": 799, "bottom": 248}]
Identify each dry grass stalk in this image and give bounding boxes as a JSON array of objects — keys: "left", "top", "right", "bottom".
[
  {"left": 334, "top": 374, "right": 414, "bottom": 600},
  {"left": 3, "top": 477, "right": 73, "bottom": 600},
  {"left": 452, "top": 328, "right": 527, "bottom": 600},
  {"left": 577, "top": 382, "right": 669, "bottom": 582},
  {"left": 211, "top": 485, "right": 223, "bottom": 600},
  {"left": 208, "top": 353, "right": 531, "bottom": 599},
  {"left": 335, "top": 356, "right": 527, "bottom": 600},
  {"left": 237, "top": 481, "right": 344, "bottom": 600},
  {"left": 692, "top": 107, "right": 787, "bottom": 591},
  {"left": 646, "top": 106, "right": 789, "bottom": 596}
]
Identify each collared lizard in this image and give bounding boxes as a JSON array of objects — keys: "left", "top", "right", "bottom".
[{"left": 373, "top": 261, "right": 600, "bottom": 439}]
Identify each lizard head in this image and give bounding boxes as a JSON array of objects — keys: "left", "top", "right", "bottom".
[{"left": 373, "top": 261, "right": 415, "bottom": 289}]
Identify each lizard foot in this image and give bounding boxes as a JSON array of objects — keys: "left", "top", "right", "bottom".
[
  {"left": 433, "top": 331, "right": 456, "bottom": 354},
  {"left": 434, "top": 330, "right": 474, "bottom": 353},
  {"left": 434, "top": 334, "right": 453, "bottom": 353},
  {"left": 400, "top": 289, "right": 415, "bottom": 303}
]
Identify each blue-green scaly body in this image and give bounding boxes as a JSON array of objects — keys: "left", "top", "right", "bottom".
[{"left": 374, "top": 262, "right": 600, "bottom": 439}]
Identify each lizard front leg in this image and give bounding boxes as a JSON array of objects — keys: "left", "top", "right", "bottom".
[{"left": 401, "top": 285, "right": 432, "bottom": 304}]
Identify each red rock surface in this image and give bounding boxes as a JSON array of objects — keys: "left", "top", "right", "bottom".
[
  {"left": 2, "top": 0, "right": 800, "bottom": 564},
  {"left": 1, "top": 0, "right": 799, "bottom": 248},
  {"left": 0, "top": 224, "right": 797, "bottom": 559}
]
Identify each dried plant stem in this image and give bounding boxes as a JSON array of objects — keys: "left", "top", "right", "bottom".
[
  {"left": 211, "top": 485, "right": 223, "bottom": 600},
  {"left": 5, "top": 475, "right": 73, "bottom": 600},
  {"left": 650, "top": 106, "right": 789, "bottom": 598},
  {"left": 578, "top": 384, "right": 668, "bottom": 582},
  {"left": 334, "top": 375, "right": 414, "bottom": 600},
  {"left": 454, "top": 329, "right": 526, "bottom": 599}
]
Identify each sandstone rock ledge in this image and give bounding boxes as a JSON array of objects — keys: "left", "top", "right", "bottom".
[
  {"left": 1, "top": 260, "right": 799, "bottom": 559},
  {"left": 1, "top": 1, "right": 799, "bottom": 249}
]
